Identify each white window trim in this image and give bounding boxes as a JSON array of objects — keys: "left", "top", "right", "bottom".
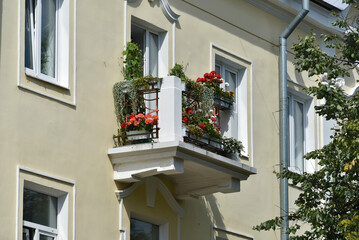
[
  {"left": 24, "top": 0, "right": 70, "bottom": 89},
  {"left": 288, "top": 92, "right": 315, "bottom": 174},
  {"left": 16, "top": 166, "right": 76, "bottom": 240}
]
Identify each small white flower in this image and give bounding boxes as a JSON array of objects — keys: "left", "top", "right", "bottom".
[
  {"left": 334, "top": 77, "right": 345, "bottom": 88},
  {"left": 320, "top": 73, "right": 328, "bottom": 81},
  {"left": 321, "top": 81, "right": 329, "bottom": 86}
]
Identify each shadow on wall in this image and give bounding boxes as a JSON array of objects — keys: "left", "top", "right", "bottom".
[{"left": 200, "top": 195, "right": 225, "bottom": 228}]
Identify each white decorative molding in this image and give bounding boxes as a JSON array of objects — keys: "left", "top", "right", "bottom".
[
  {"left": 116, "top": 176, "right": 185, "bottom": 217},
  {"left": 128, "top": 0, "right": 180, "bottom": 22},
  {"left": 159, "top": 0, "right": 180, "bottom": 22}
]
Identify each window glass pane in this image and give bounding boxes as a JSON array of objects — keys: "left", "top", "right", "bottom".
[
  {"left": 40, "top": 0, "right": 56, "bottom": 77},
  {"left": 40, "top": 234, "right": 55, "bottom": 240},
  {"left": 225, "top": 70, "right": 236, "bottom": 92},
  {"left": 294, "top": 100, "right": 304, "bottom": 171},
  {"left": 131, "top": 24, "right": 145, "bottom": 75},
  {"left": 23, "top": 227, "right": 35, "bottom": 240},
  {"left": 130, "top": 218, "right": 159, "bottom": 240},
  {"left": 23, "top": 188, "right": 58, "bottom": 228},
  {"left": 215, "top": 65, "right": 221, "bottom": 75},
  {"left": 148, "top": 32, "right": 159, "bottom": 77},
  {"left": 25, "top": 0, "right": 34, "bottom": 70}
]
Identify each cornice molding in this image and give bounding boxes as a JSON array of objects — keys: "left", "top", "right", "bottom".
[{"left": 128, "top": 0, "right": 180, "bottom": 22}]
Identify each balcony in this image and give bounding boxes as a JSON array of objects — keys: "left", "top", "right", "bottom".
[{"left": 108, "top": 76, "right": 256, "bottom": 199}]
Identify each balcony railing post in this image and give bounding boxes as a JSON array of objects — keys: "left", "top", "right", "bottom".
[{"left": 159, "top": 76, "right": 183, "bottom": 142}]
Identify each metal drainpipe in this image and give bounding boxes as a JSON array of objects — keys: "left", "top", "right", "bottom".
[{"left": 279, "top": 1, "right": 309, "bottom": 240}]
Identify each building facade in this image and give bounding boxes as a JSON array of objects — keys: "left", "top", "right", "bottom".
[{"left": 1, "top": 0, "right": 358, "bottom": 239}]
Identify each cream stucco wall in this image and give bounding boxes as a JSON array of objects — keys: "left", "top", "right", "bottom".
[{"left": 1, "top": 0, "right": 356, "bottom": 239}]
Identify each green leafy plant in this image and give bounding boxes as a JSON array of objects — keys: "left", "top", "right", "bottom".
[
  {"left": 113, "top": 42, "right": 161, "bottom": 146},
  {"left": 169, "top": 63, "right": 188, "bottom": 81},
  {"left": 122, "top": 41, "right": 143, "bottom": 80},
  {"left": 113, "top": 81, "right": 138, "bottom": 124},
  {"left": 222, "top": 137, "right": 244, "bottom": 158},
  {"left": 254, "top": 1, "right": 359, "bottom": 238}
]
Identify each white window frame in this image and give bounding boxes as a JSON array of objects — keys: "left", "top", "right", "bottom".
[
  {"left": 215, "top": 59, "right": 249, "bottom": 157},
  {"left": 131, "top": 21, "right": 168, "bottom": 78},
  {"left": 22, "top": 183, "right": 68, "bottom": 240},
  {"left": 288, "top": 92, "right": 315, "bottom": 173},
  {"left": 23, "top": 220, "right": 58, "bottom": 240},
  {"left": 25, "top": 0, "right": 70, "bottom": 88}
]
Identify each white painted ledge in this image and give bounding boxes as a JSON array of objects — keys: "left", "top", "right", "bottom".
[{"left": 108, "top": 141, "right": 256, "bottom": 199}]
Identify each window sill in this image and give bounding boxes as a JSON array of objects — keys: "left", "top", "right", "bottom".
[
  {"left": 288, "top": 166, "right": 304, "bottom": 174},
  {"left": 25, "top": 70, "right": 70, "bottom": 90}
]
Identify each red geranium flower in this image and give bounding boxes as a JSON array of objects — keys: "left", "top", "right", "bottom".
[
  {"left": 182, "top": 116, "right": 188, "bottom": 124},
  {"left": 185, "top": 107, "right": 193, "bottom": 114},
  {"left": 211, "top": 117, "right": 216, "bottom": 122},
  {"left": 216, "top": 74, "right": 222, "bottom": 78},
  {"left": 121, "top": 122, "right": 127, "bottom": 128},
  {"left": 129, "top": 114, "right": 135, "bottom": 119},
  {"left": 198, "top": 123, "right": 205, "bottom": 130}
]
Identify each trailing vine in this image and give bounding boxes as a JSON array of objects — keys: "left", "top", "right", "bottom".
[
  {"left": 113, "top": 81, "right": 138, "bottom": 125},
  {"left": 201, "top": 86, "right": 214, "bottom": 115}
]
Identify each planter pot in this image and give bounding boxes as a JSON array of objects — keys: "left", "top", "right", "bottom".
[
  {"left": 214, "top": 96, "right": 233, "bottom": 110},
  {"left": 182, "top": 127, "right": 224, "bottom": 153},
  {"left": 127, "top": 130, "right": 152, "bottom": 141},
  {"left": 138, "top": 79, "right": 162, "bottom": 91}
]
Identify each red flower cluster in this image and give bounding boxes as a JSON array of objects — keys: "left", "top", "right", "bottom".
[
  {"left": 185, "top": 107, "right": 193, "bottom": 114},
  {"left": 198, "top": 123, "right": 205, "bottom": 130},
  {"left": 121, "top": 113, "right": 158, "bottom": 130},
  {"left": 196, "top": 70, "right": 223, "bottom": 84}
]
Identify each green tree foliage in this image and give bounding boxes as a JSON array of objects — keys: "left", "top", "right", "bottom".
[{"left": 254, "top": 1, "right": 359, "bottom": 239}]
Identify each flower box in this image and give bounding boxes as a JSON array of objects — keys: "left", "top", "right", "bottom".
[
  {"left": 127, "top": 130, "right": 153, "bottom": 141},
  {"left": 182, "top": 128, "right": 224, "bottom": 154},
  {"left": 214, "top": 96, "right": 233, "bottom": 110}
]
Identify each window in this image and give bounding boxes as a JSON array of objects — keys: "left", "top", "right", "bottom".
[
  {"left": 129, "top": 214, "right": 168, "bottom": 240},
  {"left": 25, "top": 0, "right": 69, "bottom": 88},
  {"left": 215, "top": 58, "right": 248, "bottom": 157},
  {"left": 288, "top": 93, "right": 315, "bottom": 173},
  {"left": 131, "top": 22, "right": 168, "bottom": 112},
  {"left": 215, "top": 62, "right": 239, "bottom": 139},
  {"left": 18, "top": 168, "right": 75, "bottom": 240},
  {"left": 289, "top": 95, "right": 305, "bottom": 172},
  {"left": 130, "top": 21, "right": 168, "bottom": 78},
  {"left": 131, "top": 24, "right": 160, "bottom": 77},
  {"left": 23, "top": 188, "right": 59, "bottom": 240},
  {"left": 131, "top": 218, "right": 160, "bottom": 240}
]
